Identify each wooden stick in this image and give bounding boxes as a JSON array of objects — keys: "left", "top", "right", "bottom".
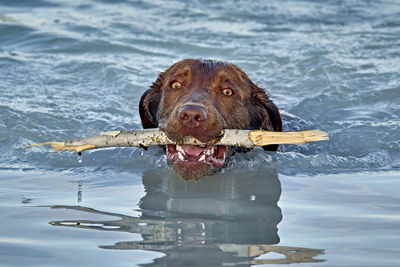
[{"left": 25, "top": 128, "right": 328, "bottom": 153}]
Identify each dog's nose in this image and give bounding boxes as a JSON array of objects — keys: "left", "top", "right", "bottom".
[{"left": 178, "top": 105, "right": 208, "bottom": 128}]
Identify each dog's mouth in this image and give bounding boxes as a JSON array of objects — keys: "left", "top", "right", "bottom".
[{"left": 166, "top": 144, "right": 227, "bottom": 168}]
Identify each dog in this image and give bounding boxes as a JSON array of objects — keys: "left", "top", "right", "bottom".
[{"left": 139, "top": 59, "right": 282, "bottom": 179}]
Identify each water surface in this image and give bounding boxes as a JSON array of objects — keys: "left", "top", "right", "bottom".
[{"left": 0, "top": 0, "right": 399, "bottom": 266}]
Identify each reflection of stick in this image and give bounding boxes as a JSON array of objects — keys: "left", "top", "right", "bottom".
[
  {"left": 26, "top": 128, "right": 328, "bottom": 154},
  {"left": 247, "top": 244, "right": 325, "bottom": 264},
  {"left": 49, "top": 205, "right": 325, "bottom": 264},
  {"left": 220, "top": 244, "right": 325, "bottom": 264}
]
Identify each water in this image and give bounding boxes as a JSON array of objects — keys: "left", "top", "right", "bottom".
[{"left": 0, "top": 0, "right": 399, "bottom": 266}]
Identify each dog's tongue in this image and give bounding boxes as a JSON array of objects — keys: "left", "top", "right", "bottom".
[{"left": 181, "top": 145, "right": 205, "bottom": 157}]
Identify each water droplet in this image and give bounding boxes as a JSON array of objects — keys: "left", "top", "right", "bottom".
[{"left": 77, "top": 180, "right": 83, "bottom": 203}]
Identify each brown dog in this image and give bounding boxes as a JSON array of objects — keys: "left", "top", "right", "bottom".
[{"left": 139, "top": 59, "right": 282, "bottom": 179}]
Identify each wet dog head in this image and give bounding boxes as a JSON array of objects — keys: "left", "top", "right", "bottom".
[{"left": 139, "top": 59, "right": 281, "bottom": 179}]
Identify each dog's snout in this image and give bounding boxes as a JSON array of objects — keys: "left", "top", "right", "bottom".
[{"left": 178, "top": 105, "right": 208, "bottom": 128}]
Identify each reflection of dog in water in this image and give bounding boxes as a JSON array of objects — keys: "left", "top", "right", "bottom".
[{"left": 50, "top": 169, "right": 325, "bottom": 265}]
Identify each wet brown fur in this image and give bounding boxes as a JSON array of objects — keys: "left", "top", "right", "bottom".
[{"left": 139, "top": 59, "right": 282, "bottom": 178}]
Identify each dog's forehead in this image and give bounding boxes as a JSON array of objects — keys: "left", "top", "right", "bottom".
[{"left": 167, "top": 59, "right": 246, "bottom": 83}]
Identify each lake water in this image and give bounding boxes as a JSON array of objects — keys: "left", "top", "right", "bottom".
[{"left": 0, "top": 0, "right": 399, "bottom": 266}]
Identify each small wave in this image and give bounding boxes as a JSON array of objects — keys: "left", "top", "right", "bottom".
[
  {"left": 276, "top": 150, "right": 393, "bottom": 175},
  {"left": 222, "top": 148, "right": 393, "bottom": 176}
]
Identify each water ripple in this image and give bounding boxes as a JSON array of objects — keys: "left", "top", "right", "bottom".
[{"left": 0, "top": 0, "right": 399, "bottom": 175}]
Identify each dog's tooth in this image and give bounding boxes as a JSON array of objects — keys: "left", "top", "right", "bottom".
[
  {"left": 177, "top": 145, "right": 185, "bottom": 155},
  {"left": 178, "top": 151, "right": 185, "bottom": 161},
  {"left": 199, "top": 154, "right": 206, "bottom": 161},
  {"left": 211, "top": 146, "right": 215, "bottom": 154}
]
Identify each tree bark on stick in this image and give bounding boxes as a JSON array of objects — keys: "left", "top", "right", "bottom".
[{"left": 27, "top": 128, "right": 328, "bottom": 154}]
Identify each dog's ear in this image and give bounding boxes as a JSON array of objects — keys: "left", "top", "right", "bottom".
[
  {"left": 251, "top": 85, "right": 282, "bottom": 151},
  {"left": 139, "top": 73, "right": 163, "bottom": 129}
]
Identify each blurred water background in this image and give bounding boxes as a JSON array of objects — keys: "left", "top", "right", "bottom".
[{"left": 0, "top": 0, "right": 399, "bottom": 266}]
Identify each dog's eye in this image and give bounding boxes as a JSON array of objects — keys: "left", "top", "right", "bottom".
[
  {"left": 170, "top": 81, "right": 182, "bottom": 89},
  {"left": 222, "top": 88, "right": 233, "bottom": 96}
]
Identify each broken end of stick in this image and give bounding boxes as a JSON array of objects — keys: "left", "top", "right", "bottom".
[
  {"left": 302, "top": 129, "right": 329, "bottom": 142},
  {"left": 24, "top": 142, "right": 97, "bottom": 153},
  {"left": 249, "top": 129, "right": 329, "bottom": 146}
]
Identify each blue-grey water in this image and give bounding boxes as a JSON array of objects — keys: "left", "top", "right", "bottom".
[{"left": 1, "top": 0, "right": 399, "bottom": 266}]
